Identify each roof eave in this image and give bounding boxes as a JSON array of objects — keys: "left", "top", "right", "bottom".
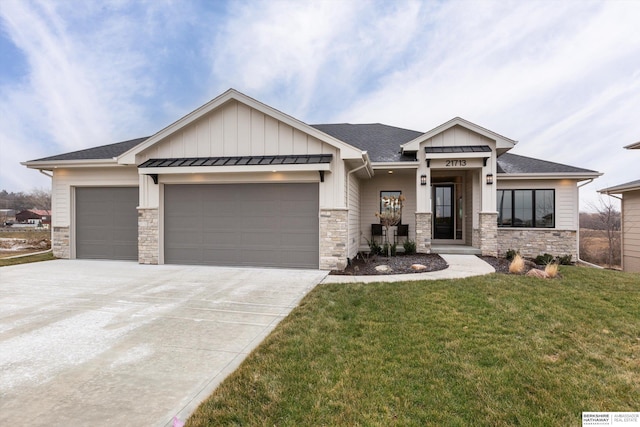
[
  {"left": 22, "top": 159, "right": 121, "bottom": 169},
  {"left": 624, "top": 141, "right": 640, "bottom": 150},
  {"left": 599, "top": 184, "right": 640, "bottom": 194},
  {"left": 497, "top": 172, "right": 602, "bottom": 181}
]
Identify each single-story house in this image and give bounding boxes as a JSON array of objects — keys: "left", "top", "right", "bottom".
[
  {"left": 599, "top": 141, "right": 640, "bottom": 273},
  {"left": 15, "top": 209, "right": 51, "bottom": 225},
  {"left": 23, "top": 89, "right": 601, "bottom": 270}
]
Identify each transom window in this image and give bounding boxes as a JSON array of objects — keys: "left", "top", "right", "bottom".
[{"left": 497, "top": 189, "right": 554, "bottom": 228}]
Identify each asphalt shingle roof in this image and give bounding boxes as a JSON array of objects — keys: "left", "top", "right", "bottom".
[
  {"left": 311, "top": 123, "right": 422, "bottom": 162},
  {"left": 28, "top": 124, "right": 597, "bottom": 177},
  {"left": 30, "top": 137, "right": 149, "bottom": 162},
  {"left": 599, "top": 178, "right": 640, "bottom": 193},
  {"left": 496, "top": 152, "right": 598, "bottom": 174}
]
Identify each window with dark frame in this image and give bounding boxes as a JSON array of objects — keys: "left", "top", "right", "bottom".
[
  {"left": 497, "top": 189, "right": 555, "bottom": 228},
  {"left": 380, "top": 190, "right": 402, "bottom": 224}
]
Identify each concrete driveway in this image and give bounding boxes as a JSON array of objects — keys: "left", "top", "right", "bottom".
[{"left": 0, "top": 260, "right": 327, "bottom": 426}]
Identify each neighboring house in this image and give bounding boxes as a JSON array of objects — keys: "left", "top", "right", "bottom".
[
  {"left": 599, "top": 141, "right": 640, "bottom": 273},
  {"left": 23, "top": 89, "right": 601, "bottom": 270},
  {"left": 15, "top": 209, "right": 51, "bottom": 226}
]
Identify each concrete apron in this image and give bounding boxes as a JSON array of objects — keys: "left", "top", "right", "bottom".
[{"left": 0, "top": 260, "right": 327, "bottom": 427}]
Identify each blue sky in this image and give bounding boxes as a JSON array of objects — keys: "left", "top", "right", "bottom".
[{"left": 1, "top": 0, "right": 639, "bottom": 210}]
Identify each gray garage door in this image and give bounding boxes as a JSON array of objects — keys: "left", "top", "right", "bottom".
[
  {"left": 76, "top": 187, "right": 138, "bottom": 260},
  {"left": 164, "top": 183, "right": 319, "bottom": 268}
]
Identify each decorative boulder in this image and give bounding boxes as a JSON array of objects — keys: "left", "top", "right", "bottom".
[
  {"left": 375, "top": 265, "right": 392, "bottom": 273},
  {"left": 411, "top": 264, "right": 427, "bottom": 271}
]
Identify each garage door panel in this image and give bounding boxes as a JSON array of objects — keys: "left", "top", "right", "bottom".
[
  {"left": 164, "top": 183, "right": 318, "bottom": 268},
  {"left": 76, "top": 187, "right": 138, "bottom": 261}
]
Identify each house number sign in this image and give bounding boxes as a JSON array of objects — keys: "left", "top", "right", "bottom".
[{"left": 445, "top": 160, "right": 467, "bottom": 167}]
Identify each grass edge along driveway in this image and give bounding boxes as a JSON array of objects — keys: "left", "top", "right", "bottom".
[{"left": 187, "top": 267, "right": 640, "bottom": 427}]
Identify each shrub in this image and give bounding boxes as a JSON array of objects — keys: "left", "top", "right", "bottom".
[
  {"left": 365, "top": 238, "right": 383, "bottom": 256},
  {"left": 557, "top": 254, "right": 572, "bottom": 265},
  {"left": 509, "top": 254, "right": 525, "bottom": 274},
  {"left": 545, "top": 262, "right": 559, "bottom": 278},
  {"left": 403, "top": 239, "right": 417, "bottom": 255},
  {"left": 535, "top": 253, "right": 554, "bottom": 265},
  {"left": 505, "top": 249, "right": 519, "bottom": 261},
  {"left": 382, "top": 242, "right": 397, "bottom": 257}
]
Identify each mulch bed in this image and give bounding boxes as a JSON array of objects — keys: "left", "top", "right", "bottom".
[{"left": 330, "top": 253, "right": 448, "bottom": 276}]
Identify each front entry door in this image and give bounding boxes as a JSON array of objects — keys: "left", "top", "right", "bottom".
[{"left": 433, "top": 185, "right": 454, "bottom": 239}]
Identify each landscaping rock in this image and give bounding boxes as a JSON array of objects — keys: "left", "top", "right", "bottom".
[
  {"left": 526, "top": 269, "right": 549, "bottom": 279},
  {"left": 411, "top": 263, "right": 427, "bottom": 271},
  {"left": 375, "top": 265, "right": 392, "bottom": 273}
]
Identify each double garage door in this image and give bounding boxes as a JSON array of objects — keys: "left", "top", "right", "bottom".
[
  {"left": 164, "top": 183, "right": 319, "bottom": 268},
  {"left": 76, "top": 184, "right": 319, "bottom": 268}
]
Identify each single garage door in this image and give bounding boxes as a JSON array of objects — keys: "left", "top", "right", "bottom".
[
  {"left": 76, "top": 187, "right": 138, "bottom": 260},
  {"left": 164, "top": 183, "right": 319, "bottom": 268}
]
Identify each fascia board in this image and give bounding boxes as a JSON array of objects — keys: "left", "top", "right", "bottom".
[
  {"left": 599, "top": 183, "right": 640, "bottom": 194},
  {"left": 401, "top": 117, "right": 517, "bottom": 152},
  {"left": 371, "top": 161, "right": 419, "bottom": 169},
  {"left": 119, "top": 89, "right": 364, "bottom": 164},
  {"left": 138, "top": 163, "right": 332, "bottom": 176},
  {"left": 497, "top": 172, "right": 603, "bottom": 181},
  {"left": 21, "top": 159, "right": 119, "bottom": 169}
]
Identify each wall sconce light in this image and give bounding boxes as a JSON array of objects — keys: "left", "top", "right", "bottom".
[
  {"left": 486, "top": 173, "right": 494, "bottom": 185},
  {"left": 420, "top": 174, "right": 427, "bottom": 186}
]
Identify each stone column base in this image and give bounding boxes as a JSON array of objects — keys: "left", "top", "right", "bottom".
[
  {"left": 319, "top": 209, "right": 348, "bottom": 270},
  {"left": 415, "top": 212, "right": 432, "bottom": 253},
  {"left": 52, "top": 226, "right": 70, "bottom": 259},
  {"left": 138, "top": 208, "right": 159, "bottom": 265},
  {"left": 479, "top": 212, "right": 498, "bottom": 257}
]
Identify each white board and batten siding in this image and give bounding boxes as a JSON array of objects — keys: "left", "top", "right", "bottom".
[
  {"left": 622, "top": 190, "right": 640, "bottom": 272},
  {"left": 51, "top": 167, "right": 139, "bottom": 227},
  {"left": 424, "top": 125, "right": 496, "bottom": 148},
  {"left": 135, "top": 99, "right": 344, "bottom": 209},
  {"left": 496, "top": 179, "right": 579, "bottom": 230}
]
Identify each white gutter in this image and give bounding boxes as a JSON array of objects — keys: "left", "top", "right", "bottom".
[{"left": 345, "top": 160, "right": 371, "bottom": 264}]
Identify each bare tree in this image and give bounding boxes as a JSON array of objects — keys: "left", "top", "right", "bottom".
[
  {"left": 587, "top": 197, "right": 621, "bottom": 268},
  {"left": 29, "top": 187, "right": 52, "bottom": 210}
]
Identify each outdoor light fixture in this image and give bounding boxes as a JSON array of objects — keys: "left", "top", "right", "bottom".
[
  {"left": 486, "top": 173, "right": 494, "bottom": 185},
  {"left": 420, "top": 174, "right": 427, "bottom": 186}
]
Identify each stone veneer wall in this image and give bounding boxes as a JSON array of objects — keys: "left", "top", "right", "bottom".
[
  {"left": 497, "top": 229, "right": 577, "bottom": 260},
  {"left": 52, "top": 226, "right": 70, "bottom": 259},
  {"left": 479, "top": 212, "right": 498, "bottom": 257},
  {"left": 138, "top": 208, "right": 159, "bottom": 265},
  {"left": 415, "top": 212, "right": 432, "bottom": 253},
  {"left": 319, "top": 208, "right": 348, "bottom": 270}
]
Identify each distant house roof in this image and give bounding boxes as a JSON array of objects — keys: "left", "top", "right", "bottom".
[
  {"left": 29, "top": 137, "right": 149, "bottom": 162},
  {"left": 496, "top": 152, "right": 599, "bottom": 175},
  {"left": 599, "top": 179, "right": 640, "bottom": 194},
  {"left": 311, "top": 123, "right": 422, "bottom": 162},
  {"left": 624, "top": 141, "right": 640, "bottom": 150}
]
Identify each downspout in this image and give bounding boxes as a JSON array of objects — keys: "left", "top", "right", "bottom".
[
  {"left": 345, "top": 154, "right": 372, "bottom": 264},
  {"left": 577, "top": 178, "right": 603, "bottom": 268},
  {"left": 39, "top": 170, "right": 53, "bottom": 178}
]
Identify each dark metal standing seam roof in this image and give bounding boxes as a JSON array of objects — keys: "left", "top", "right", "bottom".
[
  {"left": 426, "top": 145, "right": 492, "bottom": 154},
  {"left": 138, "top": 154, "right": 333, "bottom": 168}
]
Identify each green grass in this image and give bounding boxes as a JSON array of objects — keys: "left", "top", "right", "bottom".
[
  {"left": 187, "top": 267, "right": 640, "bottom": 426},
  {"left": 0, "top": 251, "right": 55, "bottom": 267}
]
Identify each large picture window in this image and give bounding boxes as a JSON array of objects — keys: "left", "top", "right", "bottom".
[{"left": 497, "top": 189, "right": 554, "bottom": 228}]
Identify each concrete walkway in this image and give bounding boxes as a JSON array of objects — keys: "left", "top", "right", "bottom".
[{"left": 322, "top": 254, "right": 495, "bottom": 284}]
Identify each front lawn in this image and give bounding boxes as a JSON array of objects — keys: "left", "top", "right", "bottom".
[
  {"left": 187, "top": 267, "right": 640, "bottom": 426},
  {"left": 0, "top": 251, "right": 55, "bottom": 267}
]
